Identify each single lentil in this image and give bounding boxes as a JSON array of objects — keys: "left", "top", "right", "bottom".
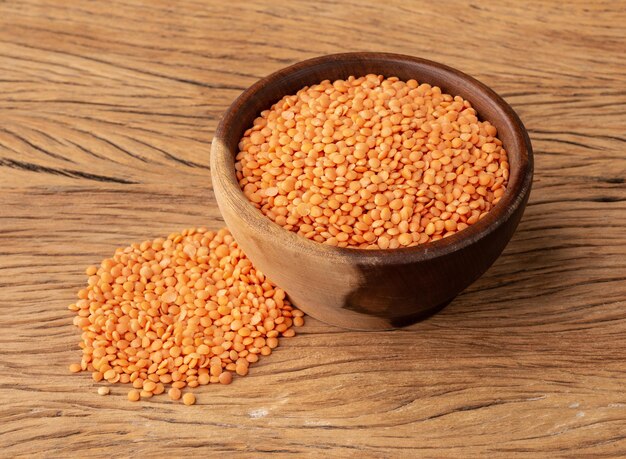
[
  {"left": 236, "top": 75, "right": 509, "bottom": 249},
  {"left": 218, "top": 371, "right": 233, "bottom": 385},
  {"left": 69, "top": 363, "right": 82, "bottom": 373},
  {"left": 182, "top": 392, "right": 196, "bottom": 406},
  {"left": 97, "top": 386, "right": 110, "bottom": 396},
  {"left": 69, "top": 227, "right": 304, "bottom": 404},
  {"left": 168, "top": 387, "right": 182, "bottom": 401}
]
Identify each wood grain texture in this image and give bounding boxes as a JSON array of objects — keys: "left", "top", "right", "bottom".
[{"left": 0, "top": 0, "right": 625, "bottom": 457}]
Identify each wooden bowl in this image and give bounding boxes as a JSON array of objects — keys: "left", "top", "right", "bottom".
[{"left": 211, "top": 52, "right": 533, "bottom": 330}]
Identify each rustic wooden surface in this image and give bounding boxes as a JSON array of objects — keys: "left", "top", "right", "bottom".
[{"left": 1, "top": 0, "right": 625, "bottom": 457}]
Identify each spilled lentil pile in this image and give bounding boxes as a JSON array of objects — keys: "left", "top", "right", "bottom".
[
  {"left": 69, "top": 227, "right": 304, "bottom": 404},
  {"left": 236, "top": 75, "right": 510, "bottom": 249}
]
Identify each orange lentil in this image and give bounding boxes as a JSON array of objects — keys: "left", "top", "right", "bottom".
[
  {"left": 236, "top": 75, "right": 509, "bottom": 249},
  {"left": 218, "top": 371, "right": 233, "bottom": 385},
  {"left": 69, "top": 227, "right": 304, "bottom": 404},
  {"left": 152, "top": 383, "right": 165, "bottom": 395},
  {"left": 143, "top": 380, "right": 156, "bottom": 392},
  {"left": 182, "top": 392, "right": 196, "bottom": 406},
  {"left": 235, "top": 364, "right": 249, "bottom": 376},
  {"left": 97, "top": 386, "right": 110, "bottom": 396}
]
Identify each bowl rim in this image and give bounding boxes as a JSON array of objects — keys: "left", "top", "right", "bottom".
[{"left": 211, "top": 52, "right": 533, "bottom": 265}]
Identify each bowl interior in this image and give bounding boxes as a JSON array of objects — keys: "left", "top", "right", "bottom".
[{"left": 213, "top": 52, "right": 533, "bottom": 262}]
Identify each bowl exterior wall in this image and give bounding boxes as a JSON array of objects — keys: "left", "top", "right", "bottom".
[{"left": 213, "top": 165, "right": 530, "bottom": 330}]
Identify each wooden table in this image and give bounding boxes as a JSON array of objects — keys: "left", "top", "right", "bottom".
[{"left": 1, "top": 1, "right": 625, "bottom": 457}]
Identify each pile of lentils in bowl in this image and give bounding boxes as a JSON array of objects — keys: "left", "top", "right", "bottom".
[{"left": 236, "top": 75, "right": 509, "bottom": 249}]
